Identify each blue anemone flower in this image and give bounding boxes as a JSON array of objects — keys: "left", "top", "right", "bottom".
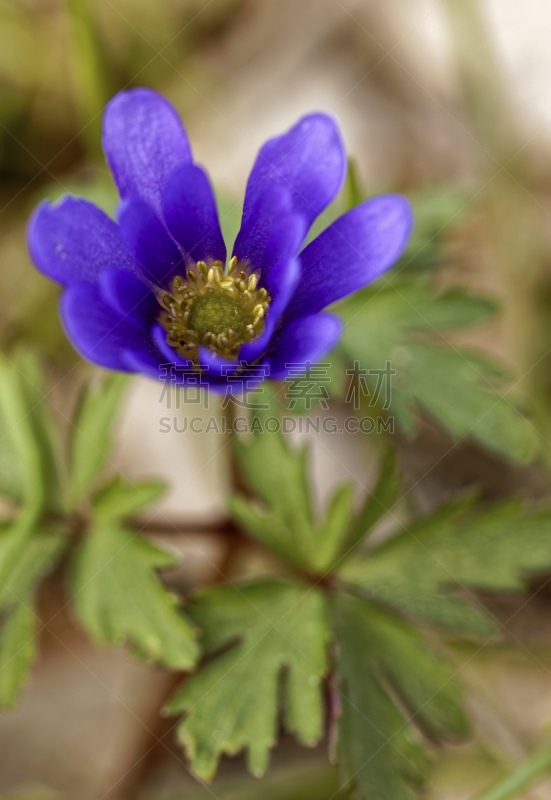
[{"left": 28, "top": 88, "right": 412, "bottom": 386}]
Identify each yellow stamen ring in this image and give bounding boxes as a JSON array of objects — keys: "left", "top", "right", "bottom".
[{"left": 158, "top": 256, "right": 271, "bottom": 362}]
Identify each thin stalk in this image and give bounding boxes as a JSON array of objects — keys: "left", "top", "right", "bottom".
[
  {"left": 474, "top": 743, "right": 551, "bottom": 800},
  {"left": 214, "top": 397, "right": 244, "bottom": 582}
]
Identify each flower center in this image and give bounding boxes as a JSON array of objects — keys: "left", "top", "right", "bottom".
[{"left": 158, "top": 257, "right": 271, "bottom": 361}]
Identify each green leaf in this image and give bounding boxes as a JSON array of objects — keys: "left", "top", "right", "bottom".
[
  {"left": 168, "top": 579, "right": 329, "bottom": 780},
  {"left": 339, "top": 497, "right": 551, "bottom": 635},
  {"left": 396, "top": 184, "right": 475, "bottom": 276},
  {"left": 332, "top": 592, "right": 467, "bottom": 799},
  {"left": 338, "top": 283, "right": 537, "bottom": 463},
  {"left": 0, "top": 523, "right": 65, "bottom": 609},
  {"left": 66, "top": 373, "right": 129, "bottom": 507},
  {"left": 72, "top": 503, "right": 197, "bottom": 669},
  {"left": 230, "top": 408, "right": 355, "bottom": 572},
  {"left": 472, "top": 741, "right": 551, "bottom": 800},
  {"left": 343, "top": 157, "right": 365, "bottom": 210},
  {"left": 92, "top": 476, "right": 166, "bottom": 520},
  {"left": 340, "top": 282, "right": 497, "bottom": 337},
  {"left": 0, "top": 351, "right": 60, "bottom": 514},
  {"left": 0, "top": 522, "right": 65, "bottom": 708},
  {"left": 339, "top": 174, "right": 475, "bottom": 276},
  {"left": 395, "top": 344, "right": 536, "bottom": 460},
  {"left": 332, "top": 592, "right": 428, "bottom": 800},
  {"left": 343, "top": 448, "right": 400, "bottom": 558},
  {"left": 0, "top": 603, "right": 37, "bottom": 709}
]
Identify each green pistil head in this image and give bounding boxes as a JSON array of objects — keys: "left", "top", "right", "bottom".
[
  {"left": 188, "top": 291, "right": 247, "bottom": 342},
  {"left": 158, "top": 257, "right": 271, "bottom": 362}
]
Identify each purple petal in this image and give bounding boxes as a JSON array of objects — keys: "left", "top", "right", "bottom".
[
  {"left": 284, "top": 195, "right": 413, "bottom": 321},
  {"left": 121, "top": 344, "right": 215, "bottom": 389},
  {"left": 99, "top": 268, "right": 159, "bottom": 328},
  {"left": 61, "top": 282, "right": 154, "bottom": 371},
  {"left": 121, "top": 348, "right": 162, "bottom": 378},
  {"left": 242, "top": 114, "right": 345, "bottom": 234},
  {"left": 123, "top": 348, "right": 197, "bottom": 388},
  {"left": 28, "top": 197, "right": 139, "bottom": 287},
  {"left": 204, "top": 362, "right": 269, "bottom": 393},
  {"left": 239, "top": 257, "right": 301, "bottom": 363},
  {"left": 264, "top": 313, "right": 343, "bottom": 379},
  {"left": 198, "top": 347, "right": 240, "bottom": 379},
  {"left": 163, "top": 164, "right": 226, "bottom": 264},
  {"left": 102, "top": 88, "right": 192, "bottom": 217},
  {"left": 118, "top": 198, "right": 184, "bottom": 286},
  {"left": 233, "top": 185, "right": 306, "bottom": 281}
]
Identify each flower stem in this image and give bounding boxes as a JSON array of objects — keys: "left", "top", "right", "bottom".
[{"left": 474, "top": 743, "right": 551, "bottom": 800}]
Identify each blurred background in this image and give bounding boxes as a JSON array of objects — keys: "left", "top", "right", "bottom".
[{"left": 2, "top": 0, "right": 551, "bottom": 798}]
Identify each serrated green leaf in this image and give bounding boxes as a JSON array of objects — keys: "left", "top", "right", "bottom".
[
  {"left": 339, "top": 282, "right": 497, "bottom": 339},
  {"left": 0, "top": 603, "right": 37, "bottom": 709},
  {"left": 332, "top": 592, "right": 468, "bottom": 800},
  {"left": 338, "top": 283, "right": 537, "bottom": 463},
  {"left": 343, "top": 448, "right": 400, "bottom": 559},
  {"left": 340, "top": 497, "right": 551, "bottom": 635},
  {"left": 92, "top": 476, "right": 166, "bottom": 521},
  {"left": 168, "top": 580, "right": 329, "bottom": 780},
  {"left": 0, "top": 351, "right": 60, "bottom": 514},
  {"left": 396, "top": 344, "right": 536, "bottom": 462},
  {"left": 0, "top": 378, "right": 27, "bottom": 505},
  {"left": 332, "top": 592, "right": 427, "bottom": 800},
  {"left": 66, "top": 373, "right": 129, "bottom": 507},
  {"left": 72, "top": 516, "right": 197, "bottom": 669},
  {"left": 0, "top": 523, "right": 65, "bottom": 609},
  {"left": 231, "top": 414, "right": 354, "bottom": 572},
  {"left": 348, "top": 598, "right": 467, "bottom": 738},
  {"left": 321, "top": 483, "right": 356, "bottom": 566},
  {"left": 0, "top": 522, "right": 65, "bottom": 708}
]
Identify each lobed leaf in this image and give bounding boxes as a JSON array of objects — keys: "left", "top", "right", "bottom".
[
  {"left": 72, "top": 482, "right": 197, "bottom": 669},
  {"left": 0, "top": 521, "right": 65, "bottom": 708},
  {"left": 228, "top": 400, "right": 353, "bottom": 573},
  {"left": 66, "top": 373, "right": 129, "bottom": 507},
  {"left": 168, "top": 579, "right": 329, "bottom": 780},
  {"left": 0, "top": 523, "right": 65, "bottom": 609},
  {"left": 92, "top": 476, "right": 166, "bottom": 521},
  {"left": 342, "top": 448, "right": 400, "bottom": 559},
  {"left": 340, "top": 497, "right": 551, "bottom": 635},
  {"left": 332, "top": 592, "right": 467, "bottom": 800},
  {"left": 338, "top": 283, "right": 537, "bottom": 463},
  {"left": 230, "top": 400, "right": 355, "bottom": 573},
  {"left": 0, "top": 603, "right": 37, "bottom": 709},
  {"left": 0, "top": 351, "right": 60, "bottom": 514}
]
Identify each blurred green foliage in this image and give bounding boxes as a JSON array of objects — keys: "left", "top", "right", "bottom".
[
  {"left": 0, "top": 3, "right": 551, "bottom": 799},
  {"left": 0, "top": 353, "right": 197, "bottom": 708},
  {"left": 1, "top": 334, "right": 549, "bottom": 797},
  {"left": 211, "top": 400, "right": 551, "bottom": 798}
]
